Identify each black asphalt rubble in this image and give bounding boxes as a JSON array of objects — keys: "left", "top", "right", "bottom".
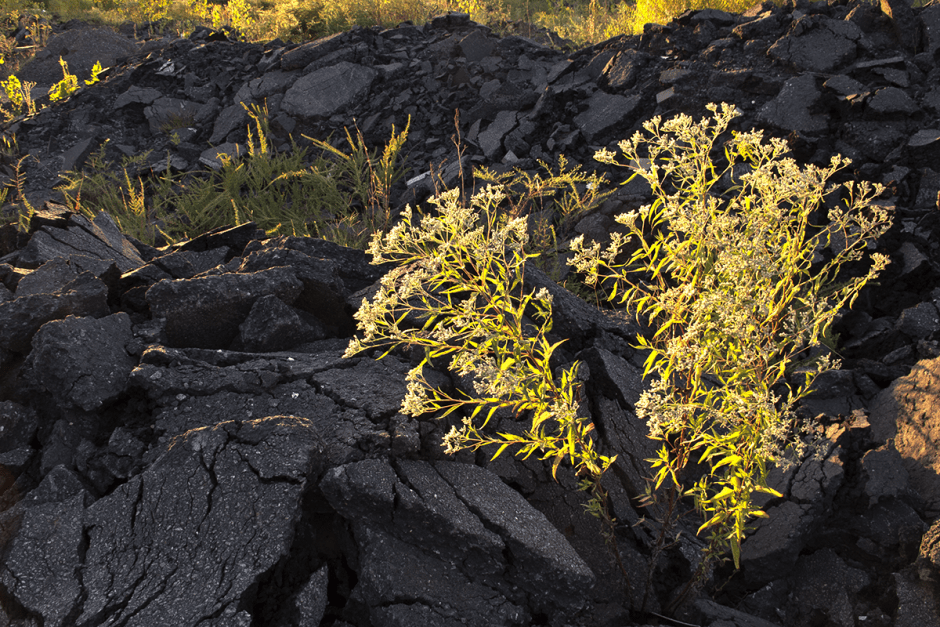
[{"left": 3, "top": 1, "right": 940, "bottom": 625}]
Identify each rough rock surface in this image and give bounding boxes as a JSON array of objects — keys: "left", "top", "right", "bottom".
[
  {"left": 2, "top": 2, "right": 940, "bottom": 625},
  {"left": 869, "top": 357, "right": 940, "bottom": 516},
  {"left": 24, "top": 312, "right": 136, "bottom": 411}
]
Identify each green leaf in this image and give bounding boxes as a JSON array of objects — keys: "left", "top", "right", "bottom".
[
  {"left": 697, "top": 511, "right": 725, "bottom": 534},
  {"left": 551, "top": 450, "right": 564, "bottom": 480},
  {"left": 731, "top": 537, "right": 742, "bottom": 570},
  {"left": 753, "top": 484, "right": 784, "bottom": 498},
  {"left": 481, "top": 405, "right": 499, "bottom": 428},
  {"left": 712, "top": 454, "right": 743, "bottom": 470},
  {"left": 491, "top": 441, "right": 514, "bottom": 461},
  {"left": 705, "top": 486, "right": 735, "bottom": 503}
]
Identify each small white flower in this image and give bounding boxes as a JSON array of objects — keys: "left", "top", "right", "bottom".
[{"left": 534, "top": 287, "right": 553, "bottom": 306}]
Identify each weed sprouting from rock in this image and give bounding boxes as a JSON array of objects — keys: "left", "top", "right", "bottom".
[
  {"left": 571, "top": 102, "right": 893, "bottom": 607},
  {"left": 48, "top": 57, "right": 105, "bottom": 103},
  {"left": 346, "top": 184, "right": 628, "bottom": 585}
]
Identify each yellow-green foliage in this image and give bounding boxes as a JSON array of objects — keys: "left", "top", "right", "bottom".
[
  {"left": 118, "top": 0, "right": 172, "bottom": 22},
  {"left": 305, "top": 118, "right": 410, "bottom": 215},
  {"left": 0, "top": 0, "right": 781, "bottom": 46},
  {"left": 475, "top": 154, "right": 613, "bottom": 230},
  {"left": 0, "top": 140, "right": 36, "bottom": 232},
  {"left": 44, "top": 0, "right": 97, "bottom": 20},
  {"left": 533, "top": 0, "right": 635, "bottom": 46},
  {"left": 287, "top": 0, "right": 447, "bottom": 39},
  {"left": 347, "top": 187, "right": 617, "bottom": 490},
  {"left": 47, "top": 57, "right": 104, "bottom": 102},
  {"left": 345, "top": 184, "right": 622, "bottom": 565},
  {"left": 0, "top": 65, "right": 38, "bottom": 121},
  {"left": 1, "top": 72, "right": 23, "bottom": 109},
  {"left": 46, "top": 56, "right": 77, "bottom": 101},
  {"left": 346, "top": 103, "right": 893, "bottom": 603},
  {"left": 571, "top": 103, "right": 892, "bottom": 582},
  {"left": 629, "top": 0, "right": 753, "bottom": 33},
  {"left": 473, "top": 155, "right": 614, "bottom": 279},
  {"left": 60, "top": 105, "right": 409, "bottom": 247},
  {"left": 0, "top": 53, "right": 99, "bottom": 119}
]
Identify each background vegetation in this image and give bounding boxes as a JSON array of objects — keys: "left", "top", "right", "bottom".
[
  {"left": 0, "top": 0, "right": 762, "bottom": 54},
  {"left": 0, "top": 0, "right": 776, "bottom": 238}
]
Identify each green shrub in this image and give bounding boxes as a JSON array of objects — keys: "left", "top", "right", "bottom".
[
  {"left": 302, "top": 117, "right": 410, "bottom": 248},
  {"left": 0, "top": 72, "right": 37, "bottom": 119},
  {"left": 48, "top": 57, "right": 105, "bottom": 102},
  {"left": 345, "top": 184, "right": 626, "bottom": 575},
  {"left": 571, "top": 103, "right": 892, "bottom": 600},
  {"left": 474, "top": 154, "right": 612, "bottom": 232},
  {"left": 57, "top": 145, "right": 160, "bottom": 242},
  {"left": 344, "top": 185, "right": 616, "bottom": 491}
]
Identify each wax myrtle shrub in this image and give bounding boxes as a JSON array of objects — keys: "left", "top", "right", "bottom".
[{"left": 570, "top": 103, "right": 892, "bottom": 607}]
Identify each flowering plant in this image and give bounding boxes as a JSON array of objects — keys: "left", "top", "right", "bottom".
[
  {"left": 571, "top": 103, "right": 892, "bottom": 589},
  {"left": 346, "top": 185, "right": 619, "bottom": 552}
]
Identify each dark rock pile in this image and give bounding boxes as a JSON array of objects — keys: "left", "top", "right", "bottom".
[{"left": 3, "top": 0, "right": 940, "bottom": 625}]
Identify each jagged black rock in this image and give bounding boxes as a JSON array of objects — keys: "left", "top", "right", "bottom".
[{"left": 2, "top": 2, "right": 940, "bottom": 625}]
